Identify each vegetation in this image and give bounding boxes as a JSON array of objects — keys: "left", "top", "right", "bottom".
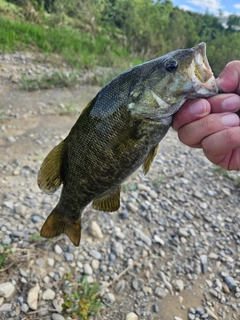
[
  {"left": 0, "top": 245, "right": 13, "bottom": 269},
  {"left": 0, "top": 0, "right": 239, "bottom": 76},
  {"left": 62, "top": 275, "right": 104, "bottom": 319}
]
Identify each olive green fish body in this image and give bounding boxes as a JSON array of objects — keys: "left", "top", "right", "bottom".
[{"left": 38, "top": 42, "right": 219, "bottom": 246}]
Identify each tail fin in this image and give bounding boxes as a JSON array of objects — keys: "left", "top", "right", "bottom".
[{"left": 40, "top": 209, "right": 81, "bottom": 246}]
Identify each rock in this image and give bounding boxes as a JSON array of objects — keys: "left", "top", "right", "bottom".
[
  {"left": 134, "top": 228, "right": 152, "bottom": 246},
  {"left": 0, "top": 282, "right": 15, "bottom": 298},
  {"left": 54, "top": 244, "right": 63, "bottom": 255},
  {"left": 200, "top": 254, "right": 208, "bottom": 274},
  {"left": 152, "top": 304, "right": 159, "bottom": 313},
  {"left": 205, "top": 307, "right": 218, "bottom": 320},
  {"left": 127, "top": 203, "right": 138, "bottom": 213},
  {"left": 84, "top": 263, "right": 93, "bottom": 275},
  {"left": 105, "top": 292, "right": 115, "bottom": 303},
  {"left": 224, "top": 276, "right": 237, "bottom": 292},
  {"left": 27, "top": 283, "right": 40, "bottom": 310},
  {"left": 88, "top": 221, "right": 103, "bottom": 239},
  {"left": 112, "top": 241, "right": 124, "bottom": 256},
  {"left": 126, "top": 312, "right": 138, "bottom": 320},
  {"left": 115, "top": 279, "right": 126, "bottom": 294},
  {"left": 0, "top": 303, "right": 12, "bottom": 312},
  {"left": 154, "top": 234, "right": 165, "bottom": 245},
  {"left": 91, "top": 259, "right": 99, "bottom": 270},
  {"left": 42, "top": 288, "right": 56, "bottom": 300},
  {"left": 155, "top": 287, "right": 167, "bottom": 298},
  {"left": 173, "top": 279, "right": 184, "bottom": 292},
  {"left": 52, "top": 314, "right": 65, "bottom": 320},
  {"left": 89, "top": 249, "right": 101, "bottom": 260},
  {"left": 21, "top": 303, "right": 29, "bottom": 312}
]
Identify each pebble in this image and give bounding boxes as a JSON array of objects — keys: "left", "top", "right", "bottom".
[
  {"left": 155, "top": 287, "right": 167, "bottom": 298},
  {"left": 89, "top": 249, "right": 102, "bottom": 260},
  {"left": 88, "top": 221, "right": 103, "bottom": 239},
  {"left": 27, "top": 283, "right": 40, "bottom": 310},
  {"left": 126, "top": 312, "right": 138, "bottom": 320},
  {"left": 0, "top": 282, "right": 15, "bottom": 298},
  {"left": 54, "top": 244, "right": 63, "bottom": 255},
  {"left": 112, "top": 241, "right": 124, "bottom": 256},
  {"left": 224, "top": 276, "right": 237, "bottom": 292},
  {"left": 42, "top": 288, "right": 55, "bottom": 300},
  {"left": 52, "top": 314, "right": 65, "bottom": 320},
  {"left": 134, "top": 228, "right": 152, "bottom": 246},
  {"left": 84, "top": 263, "right": 93, "bottom": 275},
  {"left": 200, "top": 254, "right": 208, "bottom": 274}
]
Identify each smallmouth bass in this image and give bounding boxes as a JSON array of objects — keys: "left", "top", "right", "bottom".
[{"left": 38, "top": 42, "right": 218, "bottom": 246}]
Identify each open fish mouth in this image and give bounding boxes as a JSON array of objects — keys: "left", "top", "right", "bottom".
[{"left": 189, "top": 42, "right": 218, "bottom": 97}]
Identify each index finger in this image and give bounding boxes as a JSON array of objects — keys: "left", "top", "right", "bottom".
[{"left": 217, "top": 61, "right": 240, "bottom": 95}]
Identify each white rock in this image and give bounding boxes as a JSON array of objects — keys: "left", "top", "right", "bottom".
[
  {"left": 21, "top": 303, "right": 29, "bottom": 313},
  {"left": 47, "top": 258, "right": 55, "bottom": 267},
  {"left": 0, "top": 282, "right": 15, "bottom": 298},
  {"left": 27, "top": 283, "right": 40, "bottom": 310},
  {"left": 88, "top": 221, "right": 103, "bottom": 239},
  {"left": 84, "top": 263, "right": 93, "bottom": 275},
  {"left": 154, "top": 235, "right": 164, "bottom": 245},
  {"left": 0, "top": 297, "right": 4, "bottom": 306},
  {"left": 126, "top": 312, "right": 138, "bottom": 320},
  {"left": 0, "top": 303, "right": 12, "bottom": 312},
  {"left": 54, "top": 244, "right": 63, "bottom": 255},
  {"left": 42, "top": 288, "right": 56, "bottom": 300},
  {"left": 91, "top": 259, "right": 99, "bottom": 270},
  {"left": 52, "top": 313, "right": 65, "bottom": 320}
]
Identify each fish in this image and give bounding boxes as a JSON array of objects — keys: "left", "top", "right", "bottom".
[{"left": 37, "top": 42, "right": 218, "bottom": 246}]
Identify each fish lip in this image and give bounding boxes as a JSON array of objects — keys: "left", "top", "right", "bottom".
[
  {"left": 189, "top": 42, "right": 218, "bottom": 97},
  {"left": 194, "top": 42, "right": 212, "bottom": 74}
]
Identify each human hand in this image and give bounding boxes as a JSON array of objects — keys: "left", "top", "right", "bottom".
[{"left": 173, "top": 61, "right": 240, "bottom": 170}]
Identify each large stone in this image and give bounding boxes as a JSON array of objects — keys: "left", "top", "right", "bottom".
[
  {"left": 27, "top": 283, "right": 40, "bottom": 310},
  {"left": 0, "top": 282, "right": 15, "bottom": 298},
  {"left": 88, "top": 221, "right": 103, "bottom": 239}
]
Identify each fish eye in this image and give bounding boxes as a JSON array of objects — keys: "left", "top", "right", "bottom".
[{"left": 164, "top": 59, "right": 178, "bottom": 73}]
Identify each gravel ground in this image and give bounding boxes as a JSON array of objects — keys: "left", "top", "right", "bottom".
[{"left": 0, "top": 52, "right": 240, "bottom": 320}]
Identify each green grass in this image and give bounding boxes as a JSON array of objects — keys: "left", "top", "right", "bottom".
[
  {"left": 62, "top": 275, "right": 104, "bottom": 319},
  {"left": 0, "top": 245, "right": 13, "bottom": 269},
  {"left": 0, "top": 17, "right": 134, "bottom": 70}
]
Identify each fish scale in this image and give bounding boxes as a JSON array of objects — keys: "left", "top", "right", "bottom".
[{"left": 37, "top": 42, "right": 219, "bottom": 246}]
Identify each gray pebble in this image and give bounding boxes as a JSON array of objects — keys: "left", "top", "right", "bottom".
[
  {"left": 89, "top": 249, "right": 101, "bottom": 260},
  {"left": 64, "top": 252, "right": 74, "bottom": 261},
  {"left": 224, "top": 276, "right": 237, "bottom": 292}
]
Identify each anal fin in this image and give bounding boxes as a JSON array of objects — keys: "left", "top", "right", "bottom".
[
  {"left": 37, "top": 140, "right": 65, "bottom": 195},
  {"left": 92, "top": 187, "right": 121, "bottom": 212},
  {"left": 142, "top": 143, "right": 159, "bottom": 174},
  {"left": 40, "top": 209, "right": 81, "bottom": 246}
]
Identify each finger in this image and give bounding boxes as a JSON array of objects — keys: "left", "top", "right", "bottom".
[
  {"left": 207, "top": 93, "right": 240, "bottom": 113},
  {"left": 172, "top": 99, "right": 210, "bottom": 131},
  {"left": 202, "top": 127, "right": 240, "bottom": 170},
  {"left": 178, "top": 112, "right": 240, "bottom": 148},
  {"left": 217, "top": 61, "right": 240, "bottom": 94}
]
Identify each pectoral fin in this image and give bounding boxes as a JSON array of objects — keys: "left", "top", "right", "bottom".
[
  {"left": 142, "top": 144, "right": 159, "bottom": 174},
  {"left": 37, "top": 140, "right": 65, "bottom": 194},
  {"left": 92, "top": 187, "right": 121, "bottom": 212},
  {"left": 40, "top": 209, "right": 81, "bottom": 246}
]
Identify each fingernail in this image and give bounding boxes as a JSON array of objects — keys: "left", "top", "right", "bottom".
[
  {"left": 189, "top": 100, "right": 207, "bottom": 115},
  {"left": 222, "top": 96, "right": 240, "bottom": 112},
  {"left": 221, "top": 114, "right": 239, "bottom": 127}
]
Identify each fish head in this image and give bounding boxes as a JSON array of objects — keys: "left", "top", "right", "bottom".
[{"left": 129, "top": 42, "right": 218, "bottom": 120}]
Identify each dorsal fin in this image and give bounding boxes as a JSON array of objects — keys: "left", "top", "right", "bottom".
[
  {"left": 37, "top": 140, "right": 65, "bottom": 194},
  {"left": 142, "top": 143, "right": 159, "bottom": 174},
  {"left": 92, "top": 187, "right": 121, "bottom": 212}
]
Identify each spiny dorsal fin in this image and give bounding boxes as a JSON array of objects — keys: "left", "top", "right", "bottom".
[
  {"left": 37, "top": 140, "right": 65, "bottom": 195},
  {"left": 40, "top": 209, "right": 81, "bottom": 246},
  {"left": 142, "top": 143, "right": 159, "bottom": 174},
  {"left": 92, "top": 187, "right": 121, "bottom": 212}
]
